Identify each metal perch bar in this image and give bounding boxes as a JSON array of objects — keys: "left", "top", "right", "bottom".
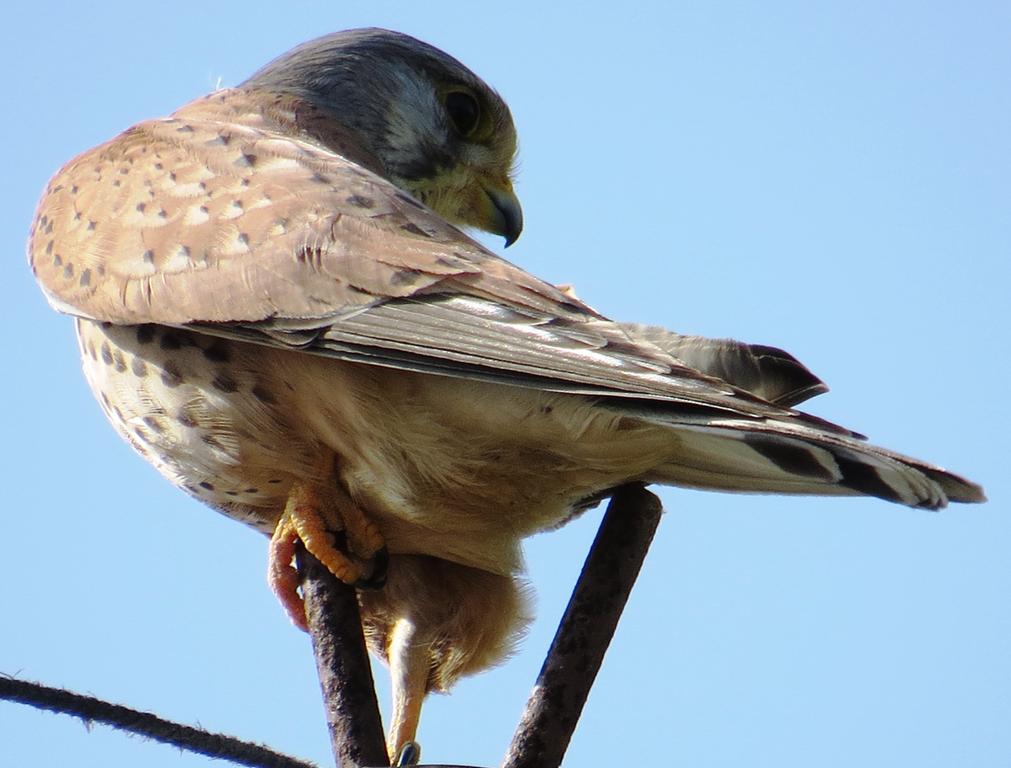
[
  {"left": 297, "top": 544, "right": 390, "bottom": 768},
  {"left": 0, "top": 675, "right": 317, "bottom": 768},
  {"left": 501, "top": 485, "right": 663, "bottom": 768}
]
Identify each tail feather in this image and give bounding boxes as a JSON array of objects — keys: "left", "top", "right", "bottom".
[{"left": 642, "top": 417, "right": 984, "bottom": 509}]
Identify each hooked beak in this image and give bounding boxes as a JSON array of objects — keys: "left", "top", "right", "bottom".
[{"left": 481, "top": 183, "right": 523, "bottom": 247}]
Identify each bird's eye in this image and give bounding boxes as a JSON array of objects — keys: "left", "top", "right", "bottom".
[{"left": 444, "top": 90, "right": 481, "bottom": 137}]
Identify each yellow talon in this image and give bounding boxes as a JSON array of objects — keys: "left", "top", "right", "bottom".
[
  {"left": 331, "top": 481, "right": 385, "bottom": 562},
  {"left": 266, "top": 457, "right": 388, "bottom": 630}
]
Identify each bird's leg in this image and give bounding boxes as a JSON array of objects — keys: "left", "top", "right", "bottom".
[
  {"left": 386, "top": 617, "right": 430, "bottom": 761},
  {"left": 268, "top": 453, "right": 388, "bottom": 628}
]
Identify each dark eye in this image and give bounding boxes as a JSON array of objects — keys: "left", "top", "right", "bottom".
[{"left": 444, "top": 90, "right": 480, "bottom": 136}]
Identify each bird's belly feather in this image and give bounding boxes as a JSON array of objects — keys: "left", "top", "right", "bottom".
[{"left": 76, "top": 319, "right": 663, "bottom": 575}]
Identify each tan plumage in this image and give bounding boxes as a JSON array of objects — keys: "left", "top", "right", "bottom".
[{"left": 28, "top": 28, "right": 984, "bottom": 758}]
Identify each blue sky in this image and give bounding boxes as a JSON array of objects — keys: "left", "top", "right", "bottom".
[{"left": 3, "top": 2, "right": 1008, "bottom": 767}]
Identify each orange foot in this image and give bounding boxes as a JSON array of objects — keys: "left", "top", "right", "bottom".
[{"left": 267, "top": 456, "right": 387, "bottom": 629}]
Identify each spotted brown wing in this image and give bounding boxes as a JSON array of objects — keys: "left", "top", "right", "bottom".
[
  {"left": 29, "top": 88, "right": 792, "bottom": 420},
  {"left": 28, "top": 89, "right": 984, "bottom": 508}
]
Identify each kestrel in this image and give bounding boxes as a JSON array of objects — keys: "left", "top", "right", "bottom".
[{"left": 29, "top": 28, "right": 984, "bottom": 759}]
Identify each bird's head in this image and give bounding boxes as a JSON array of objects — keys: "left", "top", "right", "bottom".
[{"left": 243, "top": 28, "right": 523, "bottom": 245}]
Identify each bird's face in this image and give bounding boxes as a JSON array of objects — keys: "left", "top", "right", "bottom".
[
  {"left": 375, "top": 59, "right": 522, "bottom": 246},
  {"left": 244, "top": 28, "right": 523, "bottom": 245}
]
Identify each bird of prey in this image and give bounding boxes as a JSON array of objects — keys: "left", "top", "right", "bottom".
[{"left": 28, "top": 28, "right": 984, "bottom": 759}]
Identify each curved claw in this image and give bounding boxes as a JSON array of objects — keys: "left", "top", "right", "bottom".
[
  {"left": 394, "top": 740, "right": 421, "bottom": 766},
  {"left": 354, "top": 545, "right": 389, "bottom": 590}
]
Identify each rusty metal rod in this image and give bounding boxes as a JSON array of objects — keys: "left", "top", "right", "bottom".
[
  {"left": 297, "top": 545, "right": 389, "bottom": 768},
  {"left": 501, "top": 485, "right": 663, "bottom": 768},
  {"left": 0, "top": 675, "right": 317, "bottom": 768}
]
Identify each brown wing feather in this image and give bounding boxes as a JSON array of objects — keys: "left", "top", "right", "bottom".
[
  {"left": 28, "top": 87, "right": 984, "bottom": 507},
  {"left": 29, "top": 89, "right": 576, "bottom": 326},
  {"left": 620, "top": 325, "right": 829, "bottom": 407},
  {"left": 30, "top": 88, "right": 812, "bottom": 422}
]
